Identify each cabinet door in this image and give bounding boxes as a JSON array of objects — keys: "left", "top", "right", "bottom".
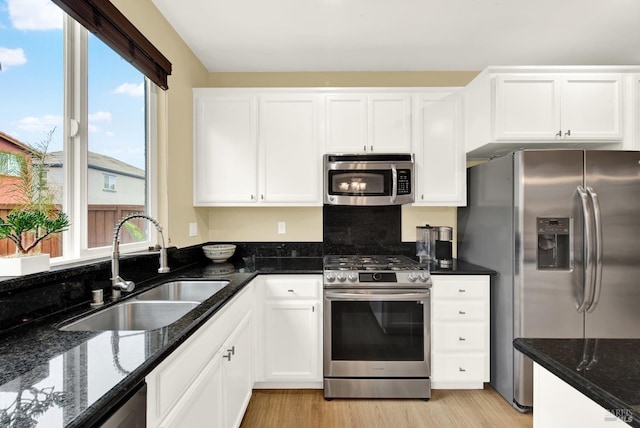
[
  {"left": 259, "top": 95, "right": 321, "bottom": 204},
  {"left": 193, "top": 92, "right": 258, "bottom": 205},
  {"left": 263, "top": 301, "right": 320, "bottom": 382},
  {"left": 325, "top": 95, "right": 368, "bottom": 153},
  {"left": 158, "top": 349, "right": 224, "bottom": 428},
  {"left": 222, "top": 312, "right": 253, "bottom": 428},
  {"left": 494, "top": 76, "right": 561, "bottom": 140},
  {"left": 413, "top": 93, "right": 465, "bottom": 206},
  {"left": 369, "top": 94, "right": 412, "bottom": 152},
  {"left": 560, "top": 75, "right": 623, "bottom": 140}
]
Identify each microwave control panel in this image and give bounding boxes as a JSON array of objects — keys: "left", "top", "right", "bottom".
[{"left": 397, "top": 169, "right": 412, "bottom": 195}]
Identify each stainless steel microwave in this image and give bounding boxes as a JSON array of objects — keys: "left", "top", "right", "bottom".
[{"left": 324, "top": 153, "right": 415, "bottom": 206}]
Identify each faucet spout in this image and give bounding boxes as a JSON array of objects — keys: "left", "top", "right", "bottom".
[{"left": 111, "top": 214, "right": 170, "bottom": 300}]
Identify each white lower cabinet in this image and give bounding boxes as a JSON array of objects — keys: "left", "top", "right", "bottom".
[
  {"left": 533, "top": 363, "right": 632, "bottom": 427},
  {"left": 146, "top": 284, "right": 254, "bottom": 428},
  {"left": 431, "top": 275, "right": 490, "bottom": 389},
  {"left": 255, "top": 275, "right": 323, "bottom": 388}
]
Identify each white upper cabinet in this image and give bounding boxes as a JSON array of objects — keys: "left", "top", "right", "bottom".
[
  {"left": 413, "top": 92, "right": 466, "bottom": 206},
  {"left": 464, "top": 66, "right": 639, "bottom": 159},
  {"left": 325, "top": 93, "right": 412, "bottom": 153},
  {"left": 193, "top": 89, "right": 322, "bottom": 206},
  {"left": 259, "top": 95, "right": 321, "bottom": 204},
  {"left": 194, "top": 87, "right": 465, "bottom": 206},
  {"left": 193, "top": 92, "right": 258, "bottom": 205},
  {"left": 494, "top": 74, "right": 622, "bottom": 141}
]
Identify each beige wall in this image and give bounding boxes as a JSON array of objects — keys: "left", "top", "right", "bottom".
[
  {"left": 112, "top": 0, "right": 210, "bottom": 248},
  {"left": 114, "top": 1, "right": 477, "bottom": 248}
]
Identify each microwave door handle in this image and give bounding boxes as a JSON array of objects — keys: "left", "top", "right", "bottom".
[
  {"left": 586, "top": 186, "right": 603, "bottom": 313},
  {"left": 390, "top": 164, "right": 398, "bottom": 203},
  {"left": 576, "top": 186, "right": 594, "bottom": 313}
]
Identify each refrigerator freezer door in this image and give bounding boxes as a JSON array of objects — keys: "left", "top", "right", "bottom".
[
  {"left": 513, "top": 150, "right": 586, "bottom": 408},
  {"left": 584, "top": 151, "right": 640, "bottom": 338}
]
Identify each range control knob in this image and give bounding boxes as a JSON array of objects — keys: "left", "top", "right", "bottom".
[
  {"left": 325, "top": 272, "right": 336, "bottom": 282},
  {"left": 419, "top": 272, "right": 430, "bottom": 283},
  {"left": 347, "top": 272, "right": 358, "bottom": 282},
  {"left": 408, "top": 272, "right": 419, "bottom": 282},
  {"left": 337, "top": 272, "right": 347, "bottom": 282}
]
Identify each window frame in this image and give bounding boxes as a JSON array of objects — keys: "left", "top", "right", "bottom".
[{"left": 53, "top": 14, "right": 158, "bottom": 265}]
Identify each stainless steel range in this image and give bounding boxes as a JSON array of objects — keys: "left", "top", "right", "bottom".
[{"left": 323, "top": 255, "right": 432, "bottom": 399}]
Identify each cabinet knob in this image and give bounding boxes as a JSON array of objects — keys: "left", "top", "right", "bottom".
[
  {"left": 250, "top": 194, "right": 255, "bottom": 200},
  {"left": 363, "top": 145, "right": 367, "bottom": 151},
  {"left": 370, "top": 145, "right": 374, "bottom": 152},
  {"left": 261, "top": 194, "right": 264, "bottom": 200},
  {"left": 421, "top": 194, "right": 424, "bottom": 200},
  {"left": 565, "top": 129, "right": 571, "bottom": 137}
]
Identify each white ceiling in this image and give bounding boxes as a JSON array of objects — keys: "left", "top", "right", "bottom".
[{"left": 151, "top": 0, "right": 640, "bottom": 72}]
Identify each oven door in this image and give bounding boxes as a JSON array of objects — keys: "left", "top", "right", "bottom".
[{"left": 323, "top": 288, "right": 430, "bottom": 378}]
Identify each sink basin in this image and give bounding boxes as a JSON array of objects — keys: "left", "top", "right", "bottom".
[
  {"left": 135, "top": 280, "right": 229, "bottom": 302},
  {"left": 60, "top": 301, "right": 200, "bottom": 331}
]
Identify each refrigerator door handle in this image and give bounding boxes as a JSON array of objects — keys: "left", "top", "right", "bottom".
[
  {"left": 586, "top": 186, "right": 603, "bottom": 313},
  {"left": 577, "top": 186, "right": 595, "bottom": 313}
]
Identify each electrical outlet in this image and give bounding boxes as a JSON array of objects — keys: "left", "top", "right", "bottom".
[
  {"left": 278, "top": 222, "right": 286, "bottom": 234},
  {"left": 189, "top": 222, "right": 198, "bottom": 237}
]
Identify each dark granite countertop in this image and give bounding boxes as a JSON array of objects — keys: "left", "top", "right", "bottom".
[
  {"left": 514, "top": 338, "right": 640, "bottom": 427},
  {"left": 0, "top": 250, "right": 491, "bottom": 428}
]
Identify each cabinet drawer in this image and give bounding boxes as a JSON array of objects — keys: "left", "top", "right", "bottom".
[
  {"left": 263, "top": 276, "right": 320, "bottom": 299},
  {"left": 433, "top": 301, "right": 486, "bottom": 321},
  {"left": 432, "top": 354, "right": 485, "bottom": 381},
  {"left": 431, "top": 276, "right": 489, "bottom": 300},
  {"left": 433, "top": 323, "right": 485, "bottom": 351}
]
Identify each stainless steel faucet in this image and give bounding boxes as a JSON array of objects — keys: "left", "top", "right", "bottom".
[{"left": 111, "top": 214, "right": 170, "bottom": 300}]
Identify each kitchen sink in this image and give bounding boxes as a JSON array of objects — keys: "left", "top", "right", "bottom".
[
  {"left": 60, "top": 301, "right": 200, "bottom": 331},
  {"left": 134, "top": 280, "right": 229, "bottom": 302}
]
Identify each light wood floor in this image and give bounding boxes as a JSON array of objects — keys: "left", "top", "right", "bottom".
[{"left": 240, "top": 386, "right": 532, "bottom": 428}]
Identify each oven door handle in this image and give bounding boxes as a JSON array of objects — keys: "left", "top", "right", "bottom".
[{"left": 325, "top": 291, "right": 430, "bottom": 301}]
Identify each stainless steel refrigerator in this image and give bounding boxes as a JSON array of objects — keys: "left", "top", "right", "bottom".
[{"left": 457, "top": 150, "right": 640, "bottom": 410}]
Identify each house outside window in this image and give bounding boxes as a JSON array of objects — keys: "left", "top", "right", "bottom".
[{"left": 103, "top": 174, "right": 116, "bottom": 192}]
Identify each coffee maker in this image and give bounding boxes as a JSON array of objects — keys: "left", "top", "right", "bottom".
[{"left": 416, "top": 225, "right": 453, "bottom": 267}]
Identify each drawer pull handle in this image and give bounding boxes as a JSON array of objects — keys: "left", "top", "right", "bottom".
[
  {"left": 227, "top": 346, "right": 235, "bottom": 355},
  {"left": 223, "top": 352, "right": 232, "bottom": 361},
  {"left": 459, "top": 367, "right": 466, "bottom": 372},
  {"left": 288, "top": 289, "right": 294, "bottom": 293},
  {"left": 459, "top": 337, "right": 466, "bottom": 341},
  {"left": 458, "top": 310, "right": 466, "bottom": 315},
  {"left": 458, "top": 289, "right": 466, "bottom": 293}
]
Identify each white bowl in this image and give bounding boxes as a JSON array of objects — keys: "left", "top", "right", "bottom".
[{"left": 203, "top": 244, "right": 236, "bottom": 263}]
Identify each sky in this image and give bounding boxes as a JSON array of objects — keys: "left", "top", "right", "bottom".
[{"left": 0, "top": 0, "right": 146, "bottom": 169}]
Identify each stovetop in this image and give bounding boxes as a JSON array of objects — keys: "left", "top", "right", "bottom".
[
  {"left": 323, "top": 255, "right": 431, "bottom": 288},
  {"left": 323, "top": 255, "right": 427, "bottom": 271}
]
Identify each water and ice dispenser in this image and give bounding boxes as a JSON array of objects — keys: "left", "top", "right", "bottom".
[{"left": 537, "top": 217, "right": 571, "bottom": 270}]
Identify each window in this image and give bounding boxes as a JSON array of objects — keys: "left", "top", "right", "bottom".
[
  {"left": 0, "top": 0, "right": 157, "bottom": 262},
  {"left": 103, "top": 174, "right": 116, "bottom": 192},
  {"left": 0, "top": 152, "right": 22, "bottom": 177}
]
